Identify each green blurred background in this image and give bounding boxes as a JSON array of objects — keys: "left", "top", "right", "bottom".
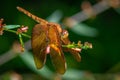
[{"left": 0, "top": 0, "right": 120, "bottom": 80}]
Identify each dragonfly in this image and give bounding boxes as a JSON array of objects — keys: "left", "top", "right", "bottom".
[{"left": 17, "top": 6, "right": 81, "bottom": 74}]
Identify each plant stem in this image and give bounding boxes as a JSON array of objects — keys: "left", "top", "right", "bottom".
[
  {"left": 19, "top": 34, "right": 24, "bottom": 48},
  {"left": 4, "top": 29, "right": 31, "bottom": 38}
]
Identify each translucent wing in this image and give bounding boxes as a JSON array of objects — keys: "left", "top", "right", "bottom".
[
  {"left": 48, "top": 23, "right": 66, "bottom": 74},
  {"left": 64, "top": 47, "right": 81, "bottom": 62},
  {"left": 31, "top": 24, "right": 49, "bottom": 69},
  {"left": 61, "top": 30, "right": 81, "bottom": 62},
  {"left": 50, "top": 45, "right": 66, "bottom": 74}
]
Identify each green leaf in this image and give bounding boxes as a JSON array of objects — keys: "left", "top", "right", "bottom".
[{"left": 4, "top": 25, "right": 20, "bottom": 29}]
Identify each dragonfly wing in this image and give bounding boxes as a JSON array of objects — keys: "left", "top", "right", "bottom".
[
  {"left": 68, "top": 48, "right": 81, "bottom": 62},
  {"left": 48, "top": 23, "right": 66, "bottom": 74},
  {"left": 61, "top": 34, "right": 81, "bottom": 62},
  {"left": 50, "top": 44, "right": 66, "bottom": 74},
  {"left": 31, "top": 24, "right": 48, "bottom": 69}
]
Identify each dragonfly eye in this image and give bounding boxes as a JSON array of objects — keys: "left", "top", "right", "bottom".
[{"left": 61, "top": 30, "right": 69, "bottom": 38}]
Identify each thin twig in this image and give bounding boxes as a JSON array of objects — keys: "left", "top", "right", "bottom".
[
  {"left": 4, "top": 29, "right": 31, "bottom": 38},
  {"left": 66, "top": 0, "right": 111, "bottom": 27}
]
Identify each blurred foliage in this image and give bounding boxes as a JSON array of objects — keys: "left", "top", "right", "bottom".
[{"left": 0, "top": 0, "right": 120, "bottom": 80}]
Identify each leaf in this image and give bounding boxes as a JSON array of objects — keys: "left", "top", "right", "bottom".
[{"left": 4, "top": 25, "right": 21, "bottom": 29}]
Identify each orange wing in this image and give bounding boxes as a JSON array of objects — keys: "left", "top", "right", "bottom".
[
  {"left": 48, "top": 23, "right": 66, "bottom": 74},
  {"left": 61, "top": 30, "right": 81, "bottom": 62},
  {"left": 63, "top": 47, "right": 81, "bottom": 62},
  {"left": 31, "top": 24, "right": 49, "bottom": 69}
]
